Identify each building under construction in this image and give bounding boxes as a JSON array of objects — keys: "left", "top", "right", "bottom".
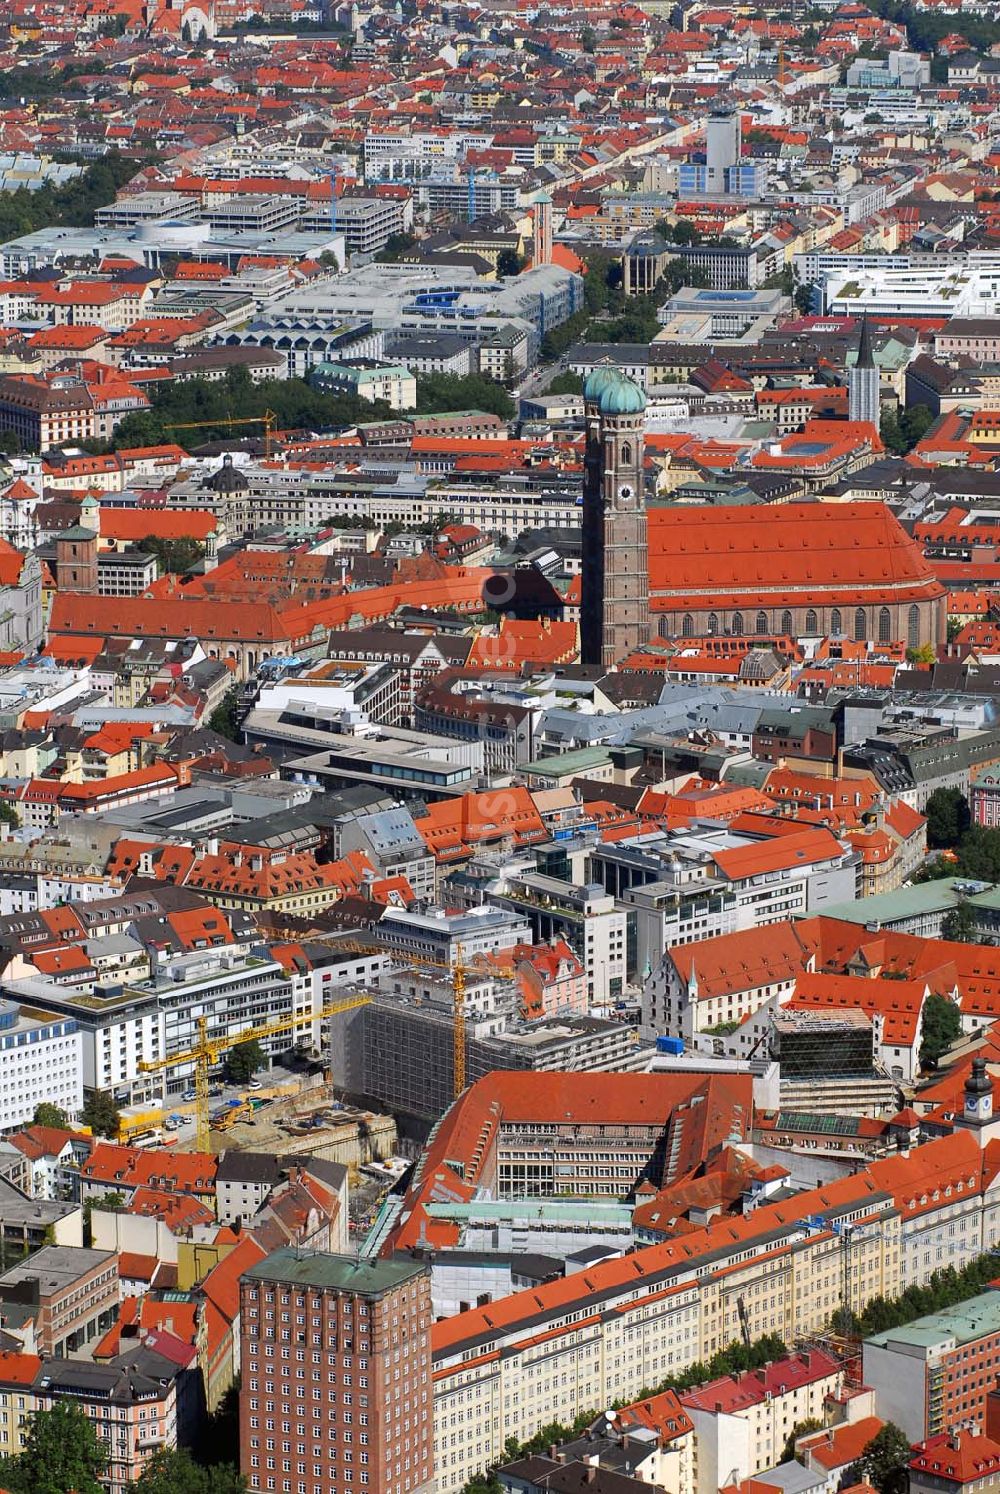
[
  {"left": 333, "top": 972, "right": 650, "bottom": 1127},
  {"left": 770, "top": 1008, "right": 900, "bottom": 1115}
]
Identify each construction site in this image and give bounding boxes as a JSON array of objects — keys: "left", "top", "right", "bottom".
[
  {"left": 769, "top": 1008, "right": 902, "bottom": 1115},
  {"left": 216, "top": 1089, "right": 397, "bottom": 1170}
]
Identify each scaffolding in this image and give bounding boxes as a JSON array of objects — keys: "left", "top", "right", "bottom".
[{"left": 770, "top": 1008, "right": 874, "bottom": 1079}]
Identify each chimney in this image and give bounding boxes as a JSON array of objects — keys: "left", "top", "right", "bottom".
[{"left": 585, "top": 1469, "right": 597, "bottom": 1485}]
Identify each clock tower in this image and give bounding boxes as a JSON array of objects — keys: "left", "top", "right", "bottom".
[
  {"left": 955, "top": 1054, "right": 1000, "bottom": 1148},
  {"left": 580, "top": 368, "right": 650, "bottom": 668}
]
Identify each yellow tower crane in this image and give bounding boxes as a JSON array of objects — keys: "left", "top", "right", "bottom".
[
  {"left": 300, "top": 935, "right": 520, "bottom": 1100},
  {"left": 162, "top": 410, "right": 279, "bottom": 458},
  {"left": 139, "top": 993, "right": 371, "bottom": 1153}
]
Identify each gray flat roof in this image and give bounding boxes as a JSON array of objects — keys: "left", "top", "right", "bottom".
[{"left": 0, "top": 1244, "right": 113, "bottom": 1290}]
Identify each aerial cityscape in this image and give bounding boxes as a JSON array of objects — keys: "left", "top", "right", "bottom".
[{"left": 8, "top": 6, "right": 1000, "bottom": 1494}]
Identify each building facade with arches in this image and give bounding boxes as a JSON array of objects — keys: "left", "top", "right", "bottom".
[{"left": 651, "top": 502, "right": 945, "bottom": 647}]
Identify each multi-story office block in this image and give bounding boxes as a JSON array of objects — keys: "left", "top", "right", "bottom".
[{"left": 240, "top": 1250, "right": 433, "bottom": 1494}]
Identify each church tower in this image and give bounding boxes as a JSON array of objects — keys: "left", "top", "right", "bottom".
[
  {"left": 580, "top": 369, "right": 650, "bottom": 668},
  {"left": 55, "top": 521, "right": 98, "bottom": 595},
  {"left": 955, "top": 1054, "right": 1000, "bottom": 1147},
  {"left": 848, "top": 313, "right": 880, "bottom": 429},
  {"left": 964, "top": 1055, "right": 993, "bottom": 1128},
  {"left": 532, "top": 192, "right": 553, "bottom": 266}
]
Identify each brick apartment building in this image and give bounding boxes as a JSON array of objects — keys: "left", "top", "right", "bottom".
[
  {"left": 240, "top": 1250, "right": 433, "bottom": 1494},
  {"left": 864, "top": 1288, "right": 1000, "bottom": 1443}
]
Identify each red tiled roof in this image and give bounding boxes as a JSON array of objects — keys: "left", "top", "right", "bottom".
[
  {"left": 647, "top": 502, "right": 943, "bottom": 609},
  {"left": 910, "top": 1432, "right": 1000, "bottom": 1484},
  {"left": 681, "top": 1349, "right": 841, "bottom": 1413},
  {"left": 801, "top": 1417, "right": 885, "bottom": 1470}
]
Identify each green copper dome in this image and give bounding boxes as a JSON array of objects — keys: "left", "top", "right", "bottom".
[
  {"left": 597, "top": 374, "right": 646, "bottom": 415},
  {"left": 583, "top": 364, "right": 621, "bottom": 403}
]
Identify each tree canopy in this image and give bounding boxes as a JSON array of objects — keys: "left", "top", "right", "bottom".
[
  {"left": 845, "top": 1422, "right": 912, "bottom": 1494},
  {"left": 544, "top": 370, "right": 583, "bottom": 396},
  {"left": 109, "top": 366, "right": 392, "bottom": 452},
  {"left": 225, "top": 1039, "right": 264, "bottom": 1085},
  {"left": 0, "top": 1401, "right": 108, "bottom": 1494},
  {"left": 142, "top": 535, "right": 206, "bottom": 577},
  {"left": 839, "top": 1252, "right": 1000, "bottom": 1339},
  {"left": 0, "top": 152, "right": 145, "bottom": 245},
  {"left": 208, "top": 687, "right": 242, "bottom": 743},
  {"left": 782, "top": 1418, "right": 823, "bottom": 1464},
  {"left": 414, "top": 372, "right": 515, "bottom": 420},
  {"left": 81, "top": 1089, "right": 120, "bottom": 1139},
  {"left": 108, "top": 365, "right": 516, "bottom": 452},
  {"left": 540, "top": 250, "right": 709, "bottom": 359},
  {"left": 918, "top": 817, "right": 1000, "bottom": 893},
  {"left": 32, "top": 1102, "right": 68, "bottom": 1128},
  {"left": 949, "top": 826, "right": 1000, "bottom": 882},
  {"left": 866, "top": 0, "right": 1000, "bottom": 55},
  {"left": 135, "top": 1448, "right": 245, "bottom": 1494},
  {"left": 925, "top": 788, "right": 971, "bottom": 849},
  {"left": 457, "top": 1332, "right": 787, "bottom": 1494},
  {"left": 941, "top": 898, "right": 977, "bottom": 945},
  {"left": 919, "top": 991, "right": 963, "bottom": 1066},
  {"left": 880, "top": 404, "right": 934, "bottom": 455}
]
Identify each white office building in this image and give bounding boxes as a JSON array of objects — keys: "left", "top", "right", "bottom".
[{"left": 0, "top": 1000, "right": 82, "bottom": 1131}]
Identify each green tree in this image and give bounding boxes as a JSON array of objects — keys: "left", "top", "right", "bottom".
[
  {"left": 782, "top": 1418, "right": 823, "bottom": 1463},
  {"left": 849, "top": 1251, "right": 1000, "bottom": 1338},
  {"left": 81, "top": 1090, "right": 120, "bottom": 1139},
  {"left": 208, "top": 687, "right": 242, "bottom": 743},
  {"left": 0, "top": 151, "right": 152, "bottom": 244},
  {"left": 925, "top": 787, "right": 971, "bottom": 849},
  {"left": 457, "top": 1330, "right": 789, "bottom": 1494},
  {"left": 920, "top": 991, "right": 964, "bottom": 1064},
  {"left": 762, "top": 266, "right": 795, "bottom": 295},
  {"left": 670, "top": 219, "right": 702, "bottom": 246},
  {"left": 225, "top": 1039, "right": 265, "bottom": 1085},
  {"left": 882, "top": 403, "right": 935, "bottom": 455},
  {"left": 2, "top": 1401, "right": 108, "bottom": 1494},
  {"left": 906, "top": 641, "right": 937, "bottom": 665},
  {"left": 845, "top": 1422, "right": 912, "bottom": 1494},
  {"left": 580, "top": 24, "right": 597, "bottom": 50},
  {"left": 545, "top": 370, "right": 583, "bottom": 396},
  {"left": 915, "top": 855, "right": 958, "bottom": 884},
  {"left": 0, "top": 801, "right": 19, "bottom": 827},
  {"left": 142, "top": 535, "right": 206, "bottom": 577},
  {"left": 941, "top": 898, "right": 978, "bottom": 945},
  {"left": 31, "top": 1102, "right": 68, "bottom": 1128},
  {"left": 496, "top": 248, "right": 524, "bottom": 278},
  {"left": 0, "top": 429, "right": 21, "bottom": 455},
  {"left": 110, "top": 372, "right": 394, "bottom": 455},
  {"left": 414, "top": 372, "right": 515, "bottom": 421},
  {"left": 901, "top": 403, "right": 934, "bottom": 447},
  {"left": 135, "top": 1448, "right": 245, "bottom": 1494},
  {"left": 375, "top": 231, "right": 417, "bottom": 263},
  {"left": 953, "top": 826, "right": 1000, "bottom": 882},
  {"left": 794, "top": 283, "right": 814, "bottom": 315}
]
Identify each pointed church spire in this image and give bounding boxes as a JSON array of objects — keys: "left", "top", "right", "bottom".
[{"left": 849, "top": 313, "right": 880, "bottom": 427}]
